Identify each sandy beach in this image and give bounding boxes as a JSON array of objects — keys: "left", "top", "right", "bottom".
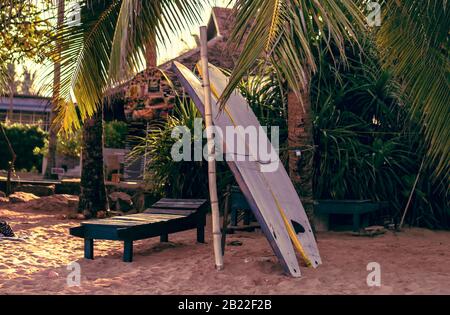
[{"left": 1, "top": 195, "right": 449, "bottom": 295}]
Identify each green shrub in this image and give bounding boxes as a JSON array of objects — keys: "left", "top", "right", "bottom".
[
  {"left": 34, "top": 129, "right": 83, "bottom": 159},
  {"left": 310, "top": 39, "right": 449, "bottom": 228},
  {"left": 129, "top": 100, "right": 234, "bottom": 199},
  {"left": 104, "top": 120, "right": 128, "bottom": 149},
  {"left": 0, "top": 123, "right": 47, "bottom": 171},
  {"left": 57, "top": 131, "right": 82, "bottom": 158},
  {"left": 131, "top": 70, "right": 288, "bottom": 201}
]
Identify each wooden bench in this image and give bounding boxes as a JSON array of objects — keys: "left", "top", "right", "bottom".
[
  {"left": 69, "top": 199, "right": 207, "bottom": 262},
  {"left": 314, "top": 200, "right": 387, "bottom": 232},
  {"left": 224, "top": 186, "right": 258, "bottom": 234}
]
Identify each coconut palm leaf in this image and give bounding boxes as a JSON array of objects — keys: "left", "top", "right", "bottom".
[
  {"left": 53, "top": 0, "right": 121, "bottom": 131},
  {"left": 221, "top": 0, "right": 365, "bottom": 107},
  {"left": 108, "top": 0, "right": 204, "bottom": 85},
  {"left": 52, "top": 0, "right": 204, "bottom": 131},
  {"left": 377, "top": 0, "right": 450, "bottom": 179}
]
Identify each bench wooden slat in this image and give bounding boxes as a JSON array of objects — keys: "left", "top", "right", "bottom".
[
  {"left": 144, "top": 208, "right": 196, "bottom": 216},
  {"left": 113, "top": 213, "right": 185, "bottom": 221},
  {"left": 82, "top": 216, "right": 184, "bottom": 227},
  {"left": 70, "top": 198, "right": 208, "bottom": 262},
  {"left": 159, "top": 198, "right": 207, "bottom": 205},
  {"left": 81, "top": 220, "right": 145, "bottom": 227},
  {"left": 152, "top": 202, "right": 205, "bottom": 210},
  {"left": 152, "top": 199, "right": 207, "bottom": 210}
]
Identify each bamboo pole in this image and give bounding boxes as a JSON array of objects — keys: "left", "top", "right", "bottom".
[
  {"left": 399, "top": 159, "right": 424, "bottom": 230},
  {"left": 199, "top": 26, "right": 224, "bottom": 271}
]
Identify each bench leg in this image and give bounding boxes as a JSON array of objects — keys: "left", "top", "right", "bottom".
[
  {"left": 244, "top": 209, "right": 251, "bottom": 226},
  {"left": 197, "top": 225, "right": 205, "bottom": 243},
  {"left": 362, "top": 213, "right": 370, "bottom": 229},
  {"left": 123, "top": 240, "right": 133, "bottom": 263},
  {"left": 161, "top": 234, "right": 169, "bottom": 243},
  {"left": 84, "top": 238, "right": 94, "bottom": 260},
  {"left": 353, "top": 213, "right": 361, "bottom": 233},
  {"left": 231, "top": 208, "right": 238, "bottom": 226}
]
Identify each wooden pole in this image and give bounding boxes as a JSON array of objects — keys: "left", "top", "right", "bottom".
[
  {"left": 199, "top": 26, "right": 224, "bottom": 270},
  {"left": 45, "top": 0, "right": 64, "bottom": 179},
  {"left": 399, "top": 159, "right": 424, "bottom": 230}
]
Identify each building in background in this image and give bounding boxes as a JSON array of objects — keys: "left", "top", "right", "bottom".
[
  {"left": 104, "top": 7, "right": 241, "bottom": 181},
  {"left": 0, "top": 94, "right": 51, "bottom": 131}
]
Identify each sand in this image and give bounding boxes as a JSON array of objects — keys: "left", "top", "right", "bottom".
[{"left": 1, "top": 196, "right": 449, "bottom": 295}]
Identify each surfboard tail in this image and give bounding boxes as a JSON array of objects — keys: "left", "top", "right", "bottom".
[
  {"left": 196, "top": 62, "right": 322, "bottom": 269},
  {"left": 172, "top": 61, "right": 315, "bottom": 277}
]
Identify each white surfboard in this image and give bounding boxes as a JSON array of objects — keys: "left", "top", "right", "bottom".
[
  {"left": 198, "top": 63, "right": 322, "bottom": 268},
  {"left": 172, "top": 61, "right": 302, "bottom": 277}
]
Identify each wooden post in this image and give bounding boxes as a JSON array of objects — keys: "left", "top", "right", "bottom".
[
  {"left": 84, "top": 238, "right": 94, "bottom": 260},
  {"left": 199, "top": 26, "right": 224, "bottom": 271},
  {"left": 399, "top": 160, "right": 424, "bottom": 230},
  {"left": 221, "top": 185, "right": 231, "bottom": 256},
  {"left": 123, "top": 240, "right": 133, "bottom": 263}
]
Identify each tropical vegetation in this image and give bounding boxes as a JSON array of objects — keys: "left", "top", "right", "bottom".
[{"left": 1, "top": 1, "right": 448, "bottom": 227}]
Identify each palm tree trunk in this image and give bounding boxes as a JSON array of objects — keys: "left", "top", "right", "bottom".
[
  {"left": 0, "top": 123, "right": 16, "bottom": 195},
  {"left": 78, "top": 108, "right": 109, "bottom": 218},
  {"left": 144, "top": 40, "right": 157, "bottom": 68},
  {"left": 287, "top": 85, "right": 314, "bottom": 218},
  {"left": 45, "top": 0, "right": 65, "bottom": 179}
]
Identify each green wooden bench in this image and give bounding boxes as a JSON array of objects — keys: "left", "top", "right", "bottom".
[
  {"left": 314, "top": 200, "right": 387, "bottom": 232},
  {"left": 69, "top": 199, "right": 207, "bottom": 262},
  {"left": 229, "top": 186, "right": 255, "bottom": 229}
]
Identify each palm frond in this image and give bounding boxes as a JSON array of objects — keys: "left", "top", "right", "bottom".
[
  {"left": 377, "top": 0, "right": 450, "bottom": 179},
  {"left": 221, "top": 0, "right": 366, "bottom": 106},
  {"left": 52, "top": 0, "right": 204, "bottom": 131},
  {"left": 108, "top": 0, "right": 204, "bottom": 85},
  {"left": 0, "top": 62, "right": 7, "bottom": 94},
  {"left": 49, "top": 0, "right": 122, "bottom": 131}
]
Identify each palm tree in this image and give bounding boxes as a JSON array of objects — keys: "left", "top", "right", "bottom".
[
  {"left": 53, "top": 0, "right": 204, "bottom": 217},
  {"left": 223, "top": 0, "right": 449, "bottom": 215},
  {"left": 45, "top": 0, "right": 65, "bottom": 179},
  {"left": 54, "top": 0, "right": 448, "bottom": 218},
  {"left": 377, "top": 0, "right": 449, "bottom": 179},
  {"left": 222, "top": 0, "right": 365, "bottom": 216}
]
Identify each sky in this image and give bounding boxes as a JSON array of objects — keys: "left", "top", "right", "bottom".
[
  {"left": 158, "top": 0, "right": 232, "bottom": 64},
  {"left": 21, "top": 0, "right": 232, "bottom": 96}
]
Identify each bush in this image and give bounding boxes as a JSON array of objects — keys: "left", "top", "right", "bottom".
[
  {"left": 33, "top": 120, "right": 128, "bottom": 162},
  {"left": 0, "top": 123, "right": 47, "bottom": 171},
  {"left": 57, "top": 131, "right": 82, "bottom": 158},
  {"left": 310, "top": 39, "right": 449, "bottom": 228},
  {"left": 104, "top": 120, "right": 128, "bottom": 149},
  {"left": 130, "top": 100, "right": 234, "bottom": 199},
  {"left": 131, "top": 70, "right": 288, "bottom": 201}
]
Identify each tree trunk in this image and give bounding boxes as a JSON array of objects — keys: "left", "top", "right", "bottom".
[
  {"left": 45, "top": 0, "right": 64, "bottom": 179},
  {"left": 144, "top": 40, "right": 157, "bottom": 68},
  {"left": 78, "top": 109, "right": 109, "bottom": 218},
  {"left": 0, "top": 123, "right": 16, "bottom": 195},
  {"left": 6, "top": 63, "right": 16, "bottom": 122},
  {"left": 288, "top": 85, "right": 314, "bottom": 218}
]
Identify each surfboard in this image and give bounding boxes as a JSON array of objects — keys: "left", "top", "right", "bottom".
[
  {"left": 172, "top": 61, "right": 302, "bottom": 277},
  {"left": 198, "top": 63, "right": 322, "bottom": 268}
]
